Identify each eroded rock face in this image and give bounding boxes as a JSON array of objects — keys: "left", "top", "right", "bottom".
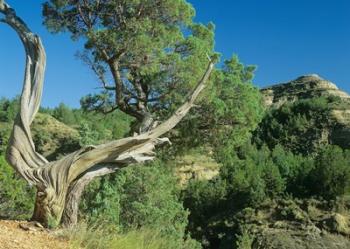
[
  {"left": 237, "top": 198, "right": 350, "bottom": 249},
  {"left": 261, "top": 74, "right": 350, "bottom": 108},
  {"left": 261, "top": 75, "right": 350, "bottom": 149},
  {"left": 175, "top": 152, "right": 220, "bottom": 186}
]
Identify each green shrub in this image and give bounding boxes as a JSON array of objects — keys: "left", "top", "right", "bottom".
[
  {"left": 309, "top": 146, "right": 350, "bottom": 199},
  {"left": 0, "top": 155, "right": 35, "bottom": 219},
  {"left": 271, "top": 145, "right": 314, "bottom": 196},
  {"left": 235, "top": 228, "right": 254, "bottom": 249},
  {"left": 253, "top": 97, "right": 336, "bottom": 155},
  {"left": 81, "top": 160, "right": 191, "bottom": 243}
]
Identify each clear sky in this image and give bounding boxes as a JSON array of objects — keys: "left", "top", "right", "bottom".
[{"left": 0, "top": 0, "right": 349, "bottom": 107}]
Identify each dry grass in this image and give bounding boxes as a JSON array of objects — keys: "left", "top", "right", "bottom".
[{"left": 58, "top": 223, "right": 183, "bottom": 249}]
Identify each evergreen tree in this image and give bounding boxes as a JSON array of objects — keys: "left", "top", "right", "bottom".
[{"left": 43, "top": 0, "right": 216, "bottom": 132}]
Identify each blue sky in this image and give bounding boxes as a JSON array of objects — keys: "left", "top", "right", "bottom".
[{"left": 0, "top": 0, "right": 349, "bottom": 107}]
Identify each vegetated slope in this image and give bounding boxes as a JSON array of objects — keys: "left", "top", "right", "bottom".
[
  {"left": 0, "top": 112, "right": 80, "bottom": 159},
  {"left": 241, "top": 76, "right": 350, "bottom": 249},
  {"left": 174, "top": 151, "right": 221, "bottom": 186},
  {"left": 261, "top": 74, "right": 350, "bottom": 149},
  {"left": 31, "top": 113, "right": 80, "bottom": 160}
]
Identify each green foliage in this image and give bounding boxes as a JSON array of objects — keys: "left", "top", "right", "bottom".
[
  {"left": 43, "top": 0, "right": 215, "bottom": 124},
  {"left": 0, "top": 155, "right": 35, "bottom": 219},
  {"left": 0, "top": 98, "right": 18, "bottom": 154},
  {"left": 80, "top": 176, "right": 122, "bottom": 228},
  {"left": 176, "top": 56, "right": 264, "bottom": 156},
  {"left": 78, "top": 123, "right": 100, "bottom": 146},
  {"left": 0, "top": 122, "right": 11, "bottom": 154},
  {"left": 217, "top": 144, "right": 285, "bottom": 208},
  {"left": 309, "top": 146, "right": 350, "bottom": 199},
  {"left": 254, "top": 97, "right": 336, "bottom": 155},
  {"left": 271, "top": 145, "right": 314, "bottom": 196},
  {"left": 212, "top": 56, "right": 263, "bottom": 152},
  {"left": 52, "top": 103, "right": 77, "bottom": 125},
  {"left": 76, "top": 109, "right": 132, "bottom": 141},
  {"left": 235, "top": 228, "right": 254, "bottom": 249},
  {"left": 81, "top": 161, "right": 191, "bottom": 244},
  {"left": 182, "top": 141, "right": 350, "bottom": 248},
  {"left": 0, "top": 98, "right": 36, "bottom": 219},
  {"left": 0, "top": 97, "right": 19, "bottom": 122},
  {"left": 182, "top": 178, "right": 227, "bottom": 242}
]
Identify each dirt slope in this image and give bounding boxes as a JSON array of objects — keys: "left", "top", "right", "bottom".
[{"left": 0, "top": 220, "right": 69, "bottom": 249}]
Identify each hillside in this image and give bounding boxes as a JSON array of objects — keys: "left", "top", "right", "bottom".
[
  {"left": 261, "top": 74, "right": 350, "bottom": 108},
  {"left": 31, "top": 113, "right": 80, "bottom": 160},
  {"left": 259, "top": 75, "right": 350, "bottom": 150},
  {"left": 239, "top": 76, "right": 350, "bottom": 248}
]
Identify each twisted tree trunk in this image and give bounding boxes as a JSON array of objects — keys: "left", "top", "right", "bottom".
[{"left": 1, "top": 0, "right": 214, "bottom": 227}]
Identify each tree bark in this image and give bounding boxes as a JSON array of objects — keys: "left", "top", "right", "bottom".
[
  {"left": 1, "top": 0, "right": 215, "bottom": 227},
  {"left": 61, "top": 164, "right": 120, "bottom": 227}
]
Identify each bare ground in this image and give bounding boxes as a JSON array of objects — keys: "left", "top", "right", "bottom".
[{"left": 0, "top": 220, "right": 69, "bottom": 249}]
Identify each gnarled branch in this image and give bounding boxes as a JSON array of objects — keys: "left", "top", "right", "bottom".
[{"left": 1, "top": 2, "right": 48, "bottom": 185}]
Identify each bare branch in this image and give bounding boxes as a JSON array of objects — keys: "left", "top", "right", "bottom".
[
  {"left": 65, "top": 60, "right": 214, "bottom": 182},
  {"left": 79, "top": 52, "right": 116, "bottom": 90}
]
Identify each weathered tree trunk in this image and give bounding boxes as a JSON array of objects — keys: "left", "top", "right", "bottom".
[
  {"left": 1, "top": 0, "right": 214, "bottom": 227},
  {"left": 61, "top": 164, "right": 120, "bottom": 227}
]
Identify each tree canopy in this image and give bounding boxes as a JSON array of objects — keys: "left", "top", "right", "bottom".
[{"left": 43, "top": 0, "right": 215, "bottom": 132}]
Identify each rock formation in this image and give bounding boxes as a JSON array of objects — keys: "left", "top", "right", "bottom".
[{"left": 261, "top": 74, "right": 350, "bottom": 108}]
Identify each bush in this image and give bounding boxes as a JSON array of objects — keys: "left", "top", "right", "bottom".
[
  {"left": 235, "top": 228, "right": 254, "bottom": 249},
  {"left": 253, "top": 97, "right": 336, "bottom": 155},
  {"left": 0, "top": 155, "right": 35, "bottom": 219},
  {"left": 182, "top": 177, "right": 227, "bottom": 242},
  {"left": 309, "top": 146, "right": 350, "bottom": 199},
  {"left": 0, "top": 123, "right": 11, "bottom": 154},
  {"left": 271, "top": 145, "right": 314, "bottom": 196},
  {"left": 81, "top": 160, "right": 192, "bottom": 244}
]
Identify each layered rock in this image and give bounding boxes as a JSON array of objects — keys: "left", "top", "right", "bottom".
[{"left": 261, "top": 74, "right": 350, "bottom": 108}]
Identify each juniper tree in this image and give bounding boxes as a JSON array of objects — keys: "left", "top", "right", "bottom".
[{"left": 0, "top": 0, "right": 215, "bottom": 227}]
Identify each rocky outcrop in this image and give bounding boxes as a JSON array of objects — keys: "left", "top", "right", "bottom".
[
  {"left": 261, "top": 74, "right": 350, "bottom": 108},
  {"left": 261, "top": 75, "right": 350, "bottom": 149},
  {"left": 175, "top": 152, "right": 220, "bottom": 186},
  {"left": 236, "top": 198, "right": 350, "bottom": 249}
]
